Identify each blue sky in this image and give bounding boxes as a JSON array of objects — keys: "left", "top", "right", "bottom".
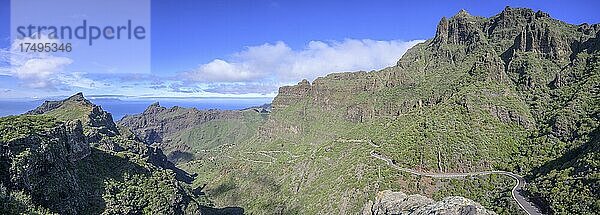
[{"left": 1, "top": 0, "right": 599, "bottom": 99}]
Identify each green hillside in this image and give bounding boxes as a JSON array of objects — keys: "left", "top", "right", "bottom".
[
  {"left": 162, "top": 7, "right": 599, "bottom": 214},
  {"left": 0, "top": 96, "right": 211, "bottom": 214},
  {"left": 3, "top": 6, "right": 597, "bottom": 215},
  {"left": 165, "top": 111, "right": 266, "bottom": 163}
]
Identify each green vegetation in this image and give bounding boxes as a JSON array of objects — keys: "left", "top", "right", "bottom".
[
  {"left": 44, "top": 100, "right": 92, "bottom": 123},
  {"left": 102, "top": 171, "right": 202, "bottom": 215},
  {"left": 165, "top": 111, "right": 265, "bottom": 162},
  {"left": 511, "top": 50, "right": 600, "bottom": 214},
  {"left": 1, "top": 100, "right": 206, "bottom": 214},
  {"left": 432, "top": 175, "right": 523, "bottom": 214},
  {"left": 0, "top": 184, "right": 56, "bottom": 215},
  {"left": 169, "top": 7, "right": 599, "bottom": 215},
  {"left": 1, "top": 7, "right": 598, "bottom": 215},
  {"left": 0, "top": 115, "right": 60, "bottom": 142}
]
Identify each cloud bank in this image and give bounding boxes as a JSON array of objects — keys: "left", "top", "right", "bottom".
[
  {"left": 0, "top": 36, "right": 99, "bottom": 90},
  {"left": 0, "top": 38, "right": 423, "bottom": 97},
  {"left": 182, "top": 39, "right": 424, "bottom": 84}
]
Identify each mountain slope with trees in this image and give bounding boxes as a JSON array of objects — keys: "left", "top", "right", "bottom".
[
  {"left": 143, "top": 7, "right": 598, "bottom": 214},
  {"left": 0, "top": 93, "right": 228, "bottom": 214}
]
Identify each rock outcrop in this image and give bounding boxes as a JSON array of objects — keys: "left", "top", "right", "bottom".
[
  {"left": 362, "top": 190, "right": 495, "bottom": 215},
  {"left": 27, "top": 92, "right": 119, "bottom": 138},
  {"left": 0, "top": 116, "right": 90, "bottom": 213},
  {"left": 433, "top": 9, "right": 484, "bottom": 46},
  {"left": 26, "top": 93, "right": 91, "bottom": 114},
  {"left": 272, "top": 79, "right": 312, "bottom": 110}
]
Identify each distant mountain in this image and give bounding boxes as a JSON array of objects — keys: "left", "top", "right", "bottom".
[
  {"left": 118, "top": 102, "right": 242, "bottom": 145},
  {"left": 128, "top": 7, "right": 597, "bottom": 214},
  {"left": 242, "top": 103, "right": 272, "bottom": 113},
  {"left": 118, "top": 102, "right": 266, "bottom": 164}
]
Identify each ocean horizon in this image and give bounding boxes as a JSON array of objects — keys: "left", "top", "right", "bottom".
[{"left": 0, "top": 97, "right": 273, "bottom": 121}]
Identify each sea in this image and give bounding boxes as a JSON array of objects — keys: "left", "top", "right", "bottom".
[{"left": 0, "top": 97, "right": 274, "bottom": 121}]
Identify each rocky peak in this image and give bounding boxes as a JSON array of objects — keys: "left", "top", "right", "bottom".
[
  {"left": 61, "top": 92, "right": 95, "bottom": 109},
  {"left": 65, "top": 92, "right": 90, "bottom": 104},
  {"left": 27, "top": 93, "right": 93, "bottom": 115},
  {"left": 298, "top": 79, "right": 310, "bottom": 86},
  {"left": 433, "top": 9, "right": 483, "bottom": 45},
  {"left": 272, "top": 79, "right": 313, "bottom": 109},
  {"left": 435, "top": 6, "right": 583, "bottom": 62},
  {"left": 454, "top": 9, "right": 471, "bottom": 18},
  {"left": 26, "top": 93, "right": 119, "bottom": 138},
  {"left": 486, "top": 7, "right": 551, "bottom": 40},
  {"left": 493, "top": 7, "right": 576, "bottom": 61},
  {"left": 499, "top": 6, "right": 549, "bottom": 21},
  {"left": 144, "top": 102, "right": 166, "bottom": 114}
]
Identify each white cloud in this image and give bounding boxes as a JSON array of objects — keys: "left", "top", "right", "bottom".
[
  {"left": 57, "top": 72, "right": 101, "bottom": 89},
  {"left": 188, "top": 59, "right": 257, "bottom": 82},
  {"left": 183, "top": 39, "right": 424, "bottom": 83},
  {"left": 0, "top": 35, "right": 100, "bottom": 89},
  {"left": 12, "top": 56, "right": 73, "bottom": 88},
  {"left": 1, "top": 37, "right": 424, "bottom": 97}
]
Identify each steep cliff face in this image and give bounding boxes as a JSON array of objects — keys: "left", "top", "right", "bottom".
[
  {"left": 264, "top": 7, "right": 599, "bottom": 214},
  {"left": 272, "top": 7, "right": 597, "bottom": 124},
  {"left": 118, "top": 102, "right": 242, "bottom": 145},
  {"left": 0, "top": 116, "right": 90, "bottom": 214},
  {"left": 433, "top": 10, "right": 485, "bottom": 47}
]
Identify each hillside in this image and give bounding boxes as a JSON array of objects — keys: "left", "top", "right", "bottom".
[
  {"left": 0, "top": 93, "right": 238, "bottom": 214},
  {"left": 127, "top": 7, "right": 599, "bottom": 214},
  {"left": 265, "top": 6, "right": 599, "bottom": 214}
]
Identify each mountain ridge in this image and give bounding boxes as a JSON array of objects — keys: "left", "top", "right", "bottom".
[
  {"left": 176, "top": 7, "right": 598, "bottom": 214},
  {"left": 118, "top": 102, "right": 243, "bottom": 145}
]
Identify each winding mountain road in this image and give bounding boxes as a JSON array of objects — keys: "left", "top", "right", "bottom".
[{"left": 370, "top": 151, "right": 544, "bottom": 215}]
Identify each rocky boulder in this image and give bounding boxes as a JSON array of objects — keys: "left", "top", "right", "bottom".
[{"left": 361, "top": 190, "right": 495, "bottom": 215}]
